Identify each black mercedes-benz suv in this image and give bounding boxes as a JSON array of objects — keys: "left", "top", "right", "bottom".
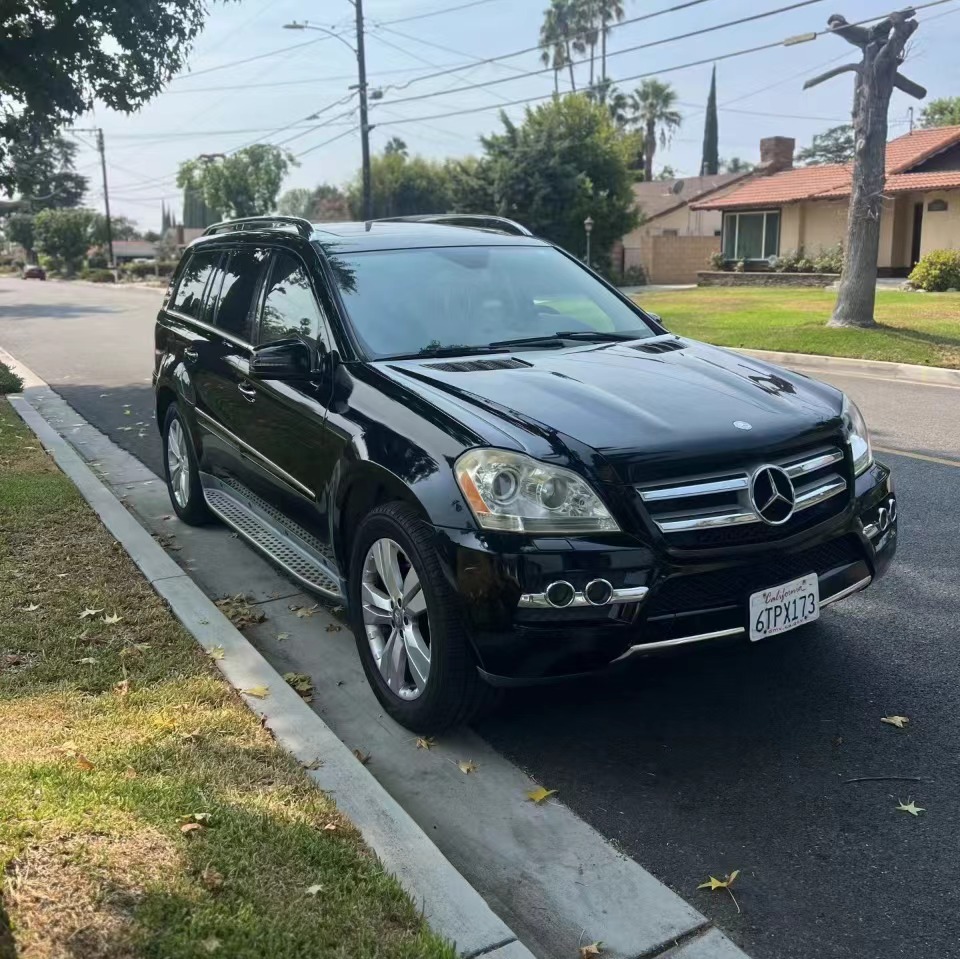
[{"left": 153, "top": 214, "right": 897, "bottom": 731}]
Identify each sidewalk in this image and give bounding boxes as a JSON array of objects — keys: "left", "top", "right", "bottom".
[{"left": 0, "top": 396, "right": 460, "bottom": 959}]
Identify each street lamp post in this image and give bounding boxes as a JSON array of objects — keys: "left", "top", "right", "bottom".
[
  {"left": 584, "top": 216, "right": 594, "bottom": 268},
  {"left": 284, "top": 5, "right": 372, "bottom": 221}
]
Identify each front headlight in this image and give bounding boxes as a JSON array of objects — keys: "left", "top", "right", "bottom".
[
  {"left": 842, "top": 395, "right": 873, "bottom": 476},
  {"left": 454, "top": 449, "right": 620, "bottom": 533}
]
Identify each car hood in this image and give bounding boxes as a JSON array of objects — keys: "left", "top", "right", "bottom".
[{"left": 380, "top": 337, "right": 844, "bottom": 484}]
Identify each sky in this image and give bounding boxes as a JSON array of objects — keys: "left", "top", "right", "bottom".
[{"left": 69, "top": 0, "right": 960, "bottom": 230}]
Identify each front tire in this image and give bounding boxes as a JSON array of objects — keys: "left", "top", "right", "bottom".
[
  {"left": 162, "top": 403, "right": 210, "bottom": 525},
  {"left": 347, "top": 502, "right": 497, "bottom": 732}
]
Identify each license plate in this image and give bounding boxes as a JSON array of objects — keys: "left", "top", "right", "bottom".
[{"left": 749, "top": 573, "right": 820, "bottom": 641}]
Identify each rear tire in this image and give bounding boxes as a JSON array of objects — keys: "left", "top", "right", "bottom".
[
  {"left": 161, "top": 403, "right": 210, "bottom": 526},
  {"left": 347, "top": 501, "right": 498, "bottom": 732}
]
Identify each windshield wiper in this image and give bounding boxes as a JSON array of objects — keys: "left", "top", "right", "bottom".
[
  {"left": 488, "top": 330, "right": 646, "bottom": 349},
  {"left": 389, "top": 344, "right": 510, "bottom": 360}
]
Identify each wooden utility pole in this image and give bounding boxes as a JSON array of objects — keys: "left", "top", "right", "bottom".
[{"left": 804, "top": 8, "right": 926, "bottom": 328}]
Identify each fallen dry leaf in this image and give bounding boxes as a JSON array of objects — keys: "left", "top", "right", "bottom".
[
  {"left": 20, "top": 603, "right": 40, "bottom": 612},
  {"left": 200, "top": 937, "right": 221, "bottom": 954},
  {"left": 208, "top": 645, "right": 225, "bottom": 660},
  {"left": 181, "top": 823, "right": 204, "bottom": 835},
  {"left": 200, "top": 866, "right": 224, "bottom": 890},
  {"left": 56, "top": 740, "right": 79, "bottom": 756},
  {"left": 124, "top": 767, "right": 138, "bottom": 780},
  {"left": 288, "top": 604, "right": 302, "bottom": 612},
  {"left": 306, "top": 884, "right": 324, "bottom": 896},
  {"left": 242, "top": 685, "right": 270, "bottom": 699},
  {"left": 76, "top": 657, "right": 98, "bottom": 665},
  {"left": 896, "top": 799, "right": 925, "bottom": 816},
  {"left": 284, "top": 671, "right": 314, "bottom": 699},
  {"left": 295, "top": 605, "right": 320, "bottom": 619},
  {"left": 75, "top": 754, "right": 95, "bottom": 772},
  {"left": 114, "top": 679, "right": 130, "bottom": 700},
  {"left": 325, "top": 622, "right": 341, "bottom": 632},
  {"left": 457, "top": 759, "right": 478, "bottom": 775},
  {"left": 302, "top": 757, "right": 323, "bottom": 770},
  {"left": 353, "top": 749, "right": 372, "bottom": 765},
  {"left": 881, "top": 715, "right": 910, "bottom": 728},
  {"left": 180, "top": 812, "right": 212, "bottom": 824},
  {"left": 180, "top": 727, "right": 203, "bottom": 742},
  {"left": 277, "top": 632, "right": 290, "bottom": 642},
  {"left": 526, "top": 786, "right": 557, "bottom": 804},
  {"left": 416, "top": 737, "right": 436, "bottom": 750},
  {"left": 79, "top": 607, "right": 104, "bottom": 620},
  {"left": 580, "top": 943, "right": 603, "bottom": 958},
  {"left": 322, "top": 822, "right": 338, "bottom": 831},
  {"left": 102, "top": 612, "right": 122, "bottom": 625},
  {"left": 698, "top": 869, "right": 740, "bottom": 891}
]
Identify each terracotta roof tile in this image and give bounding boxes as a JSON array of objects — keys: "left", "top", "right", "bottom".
[{"left": 693, "top": 126, "right": 960, "bottom": 210}]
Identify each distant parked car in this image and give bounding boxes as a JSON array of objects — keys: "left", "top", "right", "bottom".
[{"left": 21, "top": 264, "right": 46, "bottom": 280}]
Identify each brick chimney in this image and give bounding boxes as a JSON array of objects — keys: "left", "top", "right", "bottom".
[{"left": 758, "top": 136, "right": 795, "bottom": 174}]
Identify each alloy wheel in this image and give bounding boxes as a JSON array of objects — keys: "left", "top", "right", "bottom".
[
  {"left": 361, "top": 537, "right": 431, "bottom": 700},
  {"left": 166, "top": 418, "right": 191, "bottom": 509}
]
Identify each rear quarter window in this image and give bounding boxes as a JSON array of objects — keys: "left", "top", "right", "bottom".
[{"left": 171, "top": 249, "right": 220, "bottom": 321}]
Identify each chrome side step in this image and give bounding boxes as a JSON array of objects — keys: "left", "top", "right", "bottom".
[{"left": 200, "top": 473, "right": 343, "bottom": 600}]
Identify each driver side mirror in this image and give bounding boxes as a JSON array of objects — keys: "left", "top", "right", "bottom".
[{"left": 249, "top": 339, "right": 314, "bottom": 379}]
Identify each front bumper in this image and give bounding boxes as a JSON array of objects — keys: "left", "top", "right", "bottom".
[{"left": 434, "top": 461, "right": 897, "bottom": 684}]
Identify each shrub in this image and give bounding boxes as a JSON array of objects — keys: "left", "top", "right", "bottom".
[
  {"left": 0, "top": 361, "right": 23, "bottom": 395},
  {"left": 908, "top": 249, "right": 960, "bottom": 292},
  {"left": 811, "top": 243, "right": 844, "bottom": 274},
  {"left": 733, "top": 259, "right": 746, "bottom": 273},
  {"left": 87, "top": 253, "right": 108, "bottom": 269},
  {"left": 81, "top": 268, "right": 116, "bottom": 283},
  {"left": 0, "top": 254, "right": 13, "bottom": 267},
  {"left": 708, "top": 251, "right": 727, "bottom": 271},
  {"left": 156, "top": 260, "right": 179, "bottom": 278},
  {"left": 619, "top": 264, "right": 647, "bottom": 285},
  {"left": 121, "top": 260, "right": 161, "bottom": 279}
]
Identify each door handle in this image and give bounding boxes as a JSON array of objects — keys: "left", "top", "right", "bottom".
[
  {"left": 183, "top": 347, "right": 199, "bottom": 362},
  {"left": 238, "top": 381, "right": 257, "bottom": 402}
]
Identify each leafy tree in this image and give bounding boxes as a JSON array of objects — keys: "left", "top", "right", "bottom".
[
  {"left": 34, "top": 207, "right": 97, "bottom": 274},
  {"left": 701, "top": 66, "right": 719, "bottom": 176},
  {"left": 657, "top": 166, "right": 677, "bottom": 180},
  {"left": 720, "top": 156, "right": 755, "bottom": 173},
  {"left": 0, "top": 1, "right": 229, "bottom": 195},
  {"left": 477, "top": 95, "right": 638, "bottom": 267},
  {"left": 4, "top": 212, "right": 35, "bottom": 260},
  {"left": 347, "top": 151, "right": 451, "bottom": 219},
  {"left": 797, "top": 125, "right": 854, "bottom": 165},
  {"left": 277, "top": 187, "right": 316, "bottom": 218},
  {"left": 630, "top": 79, "right": 682, "bottom": 181},
  {"left": 4, "top": 133, "right": 87, "bottom": 209},
  {"left": 91, "top": 215, "right": 139, "bottom": 244},
  {"left": 177, "top": 145, "right": 296, "bottom": 220},
  {"left": 919, "top": 97, "right": 960, "bottom": 128},
  {"left": 143, "top": 230, "right": 161, "bottom": 243},
  {"left": 312, "top": 184, "right": 351, "bottom": 222},
  {"left": 383, "top": 137, "right": 409, "bottom": 158},
  {"left": 540, "top": 0, "right": 579, "bottom": 93},
  {"left": 446, "top": 157, "right": 497, "bottom": 213}
]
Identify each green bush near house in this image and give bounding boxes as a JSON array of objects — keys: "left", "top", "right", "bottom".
[
  {"left": 908, "top": 249, "right": 960, "bottom": 292},
  {"left": 80, "top": 268, "right": 115, "bottom": 283},
  {"left": 0, "top": 361, "right": 23, "bottom": 394}
]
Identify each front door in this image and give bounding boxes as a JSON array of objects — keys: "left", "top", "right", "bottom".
[
  {"left": 910, "top": 202, "right": 924, "bottom": 267},
  {"left": 240, "top": 248, "right": 338, "bottom": 547}
]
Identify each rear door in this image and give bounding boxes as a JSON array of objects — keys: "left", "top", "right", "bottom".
[{"left": 240, "top": 247, "right": 338, "bottom": 544}]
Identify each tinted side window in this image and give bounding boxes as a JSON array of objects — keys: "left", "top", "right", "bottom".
[
  {"left": 259, "top": 252, "right": 325, "bottom": 345},
  {"left": 215, "top": 247, "right": 269, "bottom": 341},
  {"left": 172, "top": 250, "right": 220, "bottom": 320}
]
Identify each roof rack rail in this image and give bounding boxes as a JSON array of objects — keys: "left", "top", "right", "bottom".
[
  {"left": 202, "top": 216, "right": 314, "bottom": 238},
  {"left": 374, "top": 214, "right": 533, "bottom": 237}
]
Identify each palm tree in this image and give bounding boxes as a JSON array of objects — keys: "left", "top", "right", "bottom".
[
  {"left": 572, "top": 0, "right": 599, "bottom": 89},
  {"left": 597, "top": 0, "right": 624, "bottom": 83},
  {"left": 539, "top": 0, "right": 578, "bottom": 93},
  {"left": 590, "top": 79, "right": 630, "bottom": 128},
  {"left": 630, "top": 78, "right": 682, "bottom": 181}
]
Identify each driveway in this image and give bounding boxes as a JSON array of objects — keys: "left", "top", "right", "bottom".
[{"left": 3, "top": 276, "right": 959, "bottom": 959}]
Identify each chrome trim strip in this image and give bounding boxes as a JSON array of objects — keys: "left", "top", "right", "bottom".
[
  {"left": 783, "top": 449, "right": 844, "bottom": 478},
  {"left": 639, "top": 476, "right": 749, "bottom": 502},
  {"left": 612, "top": 627, "right": 746, "bottom": 662},
  {"left": 518, "top": 585, "right": 649, "bottom": 609},
  {"left": 863, "top": 522, "right": 879, "bottom": 539},
  {"left": 167, "top": 309, "right": 253, "bottom": 351},
  {"left": 821, "top": 575, "right": 872, "bottom": 607},
  {"left": 793, "top": 477, "right": 847, "bottom": 511},
  {"left": 195, "top": 408, "right": 315, "bottom": 499},
  {"left": 657, "top": 509, "right": 760, "bottom": 533}
]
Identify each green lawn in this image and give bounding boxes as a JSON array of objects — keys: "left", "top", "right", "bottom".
[
  {"left": 0, "top": 399, "right": 454, "bottom": 959},
  {"left": 631, "top": 287, "right": 960, "bottom": 368}
]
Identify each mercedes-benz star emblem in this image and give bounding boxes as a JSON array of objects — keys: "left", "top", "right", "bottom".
[
  {"left": 750, "top": 465, "right": 796, "bottom": 525},
  {"left": 733, "top": 420, "right": 753, "bottom": 431}
]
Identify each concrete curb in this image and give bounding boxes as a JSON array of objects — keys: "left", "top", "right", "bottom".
[
  {"left": 6, "top": 389, "right": 533, "bottom": 959},
  {"left": 734, "top": 348, "right": 960, "bottom": 388}
]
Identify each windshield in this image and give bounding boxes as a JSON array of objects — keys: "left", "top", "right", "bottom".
[{"left": 332, "top": 245, "right": 658, "bottom": 359}]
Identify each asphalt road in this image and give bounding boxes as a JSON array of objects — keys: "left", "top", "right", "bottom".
[{"left": 3, "top": 277, "right": 960, "bottom": 959}]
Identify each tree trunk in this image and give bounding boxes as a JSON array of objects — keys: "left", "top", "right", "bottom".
[
  {"left": 553, "top": 68, "right": 559, "bottom": 96},
  {"left": 589, "top": 43, "right": 595, "bottom": 88},
  {"left": 644, "top": 118, "right": 656, "bottom": 181},
  {"left": 601, "top": 19, "right": 607, "bottom": 82},
  {"left": 566, "top": 42, "right": 576, "bottom": 91},
  {"left": 829, "top": 48, "right": 891, "bottom": 328}
]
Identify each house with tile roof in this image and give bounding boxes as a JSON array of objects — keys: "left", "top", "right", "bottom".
[{"left": 691, "top": 126, "right": 960, "bottom": 276}]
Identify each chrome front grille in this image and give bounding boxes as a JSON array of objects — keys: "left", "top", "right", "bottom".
[{"left": 637, "top": 446, "right": 848, "bottom": 545}]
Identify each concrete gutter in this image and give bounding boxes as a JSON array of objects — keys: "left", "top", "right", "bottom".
[
  {"left": 734, "top": 348, "right": 960, "bottom": 389},
  {"left": 5, "top": 382, "right": 532, "bottom": 959}
]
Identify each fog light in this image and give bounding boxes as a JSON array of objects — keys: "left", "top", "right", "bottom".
[
  {"left": 584, "top": 579, "right": 614, "bottom": 606},
  {"left": 545, "top": 581, "right": 576, "bottom": 608}
]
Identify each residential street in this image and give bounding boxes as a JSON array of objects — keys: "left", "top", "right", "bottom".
[{"left": 3, "top": 276, "right": 960, "bottom": 959}]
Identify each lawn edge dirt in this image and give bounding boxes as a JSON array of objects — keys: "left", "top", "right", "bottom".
[{"left": 5, "top": 393, "right": 529, "bottom": 959}]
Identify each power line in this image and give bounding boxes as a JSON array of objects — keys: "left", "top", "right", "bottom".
[
  {"left": 377, "top": 0, "right": 509, "bottom": 26},
  {"left": 169, "top": 34, "right": 339, "bottom": 81},
  {"left": 292, "top": 126, "right": 358, "bottom": 160},
  {"left": 375, "top": 0, "right": 831, "bottom": 109}
]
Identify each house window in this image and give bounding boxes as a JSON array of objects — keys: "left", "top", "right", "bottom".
[
  {"left": 927, "top": 199, "right": 948, "bottom": 212},
  {"left": 661, "top": 228, "right": 679, "bottom": 237},
  {"left": 721, "top": 210, "right": 781, "bottom": 260}
]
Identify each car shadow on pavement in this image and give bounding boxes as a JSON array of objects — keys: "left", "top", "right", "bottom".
[{"left": 0, "top": 302, "right": 120, "bottom": 321}]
